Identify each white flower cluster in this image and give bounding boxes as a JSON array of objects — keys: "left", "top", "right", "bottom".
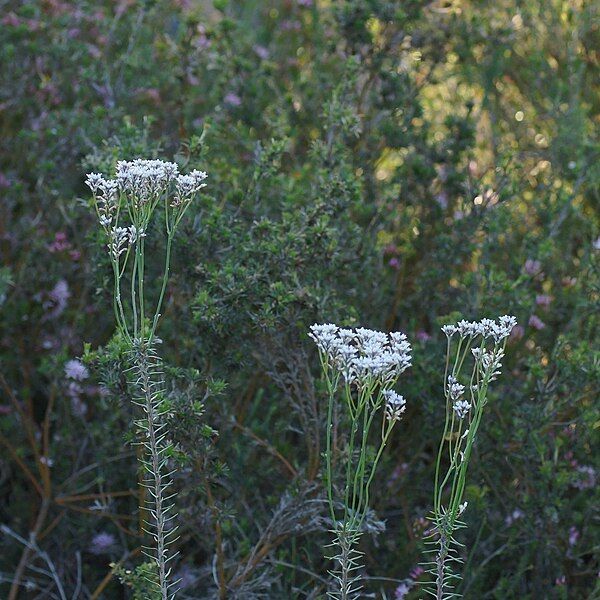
[
  {"left": 383, "top": 390, "right": 406, "bottom": 422},
  {"left": 473, "top": 346, "right": 505, "bottom": 381},
  {"left": 447, "top": 375, "right": 471, "bottom": 419},
  {"left": 106, "top": 225, "right": 147, "bottom": 259},
  {"left": 86, "top": 159, "right": 207, "bottom": 217},
  {"left": 447, "top": 375, "right": 465, "bottom": 400},
  {"left": 309, "top": 323, "right": 412, "bottom": 386},
  {"left": 116, "top": 159, "right": 179, "bottom": 205},
  {"left": 108, "top": 227, "right": 132, "bottom": 259},
  {"left": 441, "top": 315, "right": 517, "bottom": 342},
  {"left": 172, "top": 170, "right": 208, "bottom": 208},
  {"left": 453, "top": 399, "right": 471, "bottom": 419},
  {"left": 86, "top": 173, "right": 119, "bottom": 229}
]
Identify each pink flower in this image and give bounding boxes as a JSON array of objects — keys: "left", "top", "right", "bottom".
[
  {"left": 509, "top": 325, "right": 525, "bottom": 341},
  {"left": 395, "top": 582, "right": 413, "bottom": 599},
  {"left": 535, "top": 294, "right": 552, "bottom": 307},
  {"left": 523, "top": 258, "right": 542, "bottom": 276},
  {"left": 281, "top": 19, "right": 301, "bottom": 31},
  {"left": 193, "top": 26, "right": 211, "bottom": 50},
  {"left": 2, "top": 13, "right": 21, "bottom": 27},
  {"left": 137, "top": 87, "right": 161, "bottom": 103},
  {"left": 47, "top": 232, "right": 72, "bottom": 253},
  {"left": 416, "top": 330, "right": 431, "bottom": 342},
  {"left": 64, "top": 359, "right": 89, "bottom": 381},
  {"left": 43, "top": 279, "right": 70, "bottom": 319},
  {"left": 435, "top": 191, "right": 448, "bottom": 209},
  {"left": 89, "top": 532, "right": 116, "bottom": 555},
  {"left": 528, "top": 314, "right": 546, "bottom": 330},
  {"left": 71, "top": 395, "right": 88, "bottom": 418},
  {"left": 388, "top": 257, "right": 399, "bottom": 269},
  {"left": 568, "top": 526, "right": 580, "bottom": 547},
  {"left": 412, "top": 516, "right": 429, "bottom": 537},
  {"left": 224, "top": 92, "right": 241, "bottom": 107},
  {"left": 573, "top": 465, "right": 596, "bottom": 490},
  {"left": 505, "top": 508, "right": 524, "bottom": 526},
  {"left": 253, "top": 45, "right": 269, "bottom": 60},
  {"left": 409, "top": 566, "right": 424, "bottom": 579}
]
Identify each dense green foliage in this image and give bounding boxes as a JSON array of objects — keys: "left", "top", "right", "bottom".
[{"left": 1, "top": 1, "right": 598, "bottom": 598}]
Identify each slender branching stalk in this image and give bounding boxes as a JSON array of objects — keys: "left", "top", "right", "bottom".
[
  {"left": 423, "top": 316, "right": 517, "bottom": 599},
  {"left": 310, "top": 324, "right": 412, "bottom": 599},
  {"left": 86, "top": 160, "right": 207, "bottom": 598}
]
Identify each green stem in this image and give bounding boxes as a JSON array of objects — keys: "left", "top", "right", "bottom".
[
  {"left": 131, "top": 242, "right": 139, "bottom": 338},
  {"left": 149, "top": 233, "right": 173, "bottom": 344},
  {"left": 325, "top": 364, "right": 337, "bottom": 525},
  {"left": 355, "top": 419, "right": 394, "bottom": 532},
  {"left": 138, "top": 234, "right": 145, "bottom": 338}
]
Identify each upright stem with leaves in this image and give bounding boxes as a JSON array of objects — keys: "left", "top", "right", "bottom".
[
  {"left": 424, "top": 316, "right": 517, "bottom": 599},
  {"left": 86, "top": 161, "right": 207, "bottom": 599},
  {"left": 310, "top": 324, "right": 412, "bottom": 599}
]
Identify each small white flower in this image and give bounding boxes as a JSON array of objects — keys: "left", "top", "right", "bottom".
[
  {"left": 453, "top": 399, "right": 471, "bottom": 419},
  {"left": 480, "top": 347, "right": 504, "bottom": 381},
  {"left": 115, "top": 159, "right": 179, "bottom": 206},
  {"left": 85, "top": 172, "right": 105, "bottom": 193},
  {"left": 309, "top": 323, "right": 412, "bottom": 386},
  {"left": 447, "top": 316, "right": 517, "bottom": 342},
  {"left": 108, "top": 227, "right": 132, "bottom": 259},
  {"left": 172, "top": 170, "right": 208, "bottom": 207},
  {"left": 383, "top": 390, "right": 406, "bottom": 422},
  {"left": 128, "top": 225, "right": 146, "bottom": 244},
  {"left": 99, "top": 215, "right": 112, "bottom": 227},
  {"left": 64, "top": 359, "right": 89, "bottom": 381},
  {"left": 441, "top": 324, "right": 457, "bottom": 337},
  {"left": 447, "top": 375, "right": 465, "bottom": 400},
  {"left": 458, "top": 501, "right": 468, "bottom": 515}
]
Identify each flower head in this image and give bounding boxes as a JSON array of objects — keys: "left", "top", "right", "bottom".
[
  {"left": 442, "top": 316, "right": 516, "bottom": 342},
  {"left": 89, "top": 532, "right": 116, "bottom": 555},
  {"left": 172, "top": 170, "right": 208, "bottom": 208},
  {"left": 309, "top": 323, "right": 412, "bottom": 386},
  {"left": 383, "top": 390, "right": 406, "bottom": 422},
  {"left": 447, "top": 375, "right": 465, "bottom": 400},
  {"left": 524, "top": 258, "right": 542, "bottom": 276},
  {"left": 64, "top": 359, "right": 89, "bottom": 381},
  {"left": 479, "top": 347, "right": 505, "bottom": 381},
  {"left": 529, "top": 314, "right": 546, "bottom": 330},
  {"left": 453, "top": 399, "right": 471, "bottom": 419},
  {"left": 87, "top": 160, "right": 207, "bottom": 241}
]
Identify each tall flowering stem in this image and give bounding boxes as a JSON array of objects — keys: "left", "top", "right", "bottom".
[
  {"left": 424, "top": 316, "right": 517, "bottom": 599},
  {"left": 310, "top": 324, "right": 412, "bottom": 599},
  {"left": 86, "top": 160, "right": 207, "bottom": 599}
]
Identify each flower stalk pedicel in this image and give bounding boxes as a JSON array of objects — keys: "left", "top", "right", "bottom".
[
  {"left": 425, "top": 316, "right": 517, "bottom": 599},
  {"left": 310, "top": 324, "right": 412, "bottom": 599},
  {"left": 87, "top": 160, "right": 206, "bottom": 599}
]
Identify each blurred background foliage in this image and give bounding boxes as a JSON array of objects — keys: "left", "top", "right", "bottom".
[{"left": 0, "top": 0, "right": 598, "bottom": 598}]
